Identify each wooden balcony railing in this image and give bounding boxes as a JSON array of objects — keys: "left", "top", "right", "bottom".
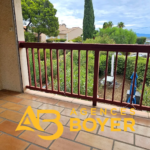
[{"left": 19, "top": 42, "right": 150, "bottom": 111}]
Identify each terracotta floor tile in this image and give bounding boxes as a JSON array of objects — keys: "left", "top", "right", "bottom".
[
  {"left": 133, "top": 124, "right": 150, "bottom": 137},
  {"left": 88, "top": 114, "right": 117, "bottom": 127},
  {"left": 98, "top": 126, "right": 134, "bottom": 144},
  {"left": 0, "top": 100, "right": 7, "bottom": 105},
  {"left": 46, "top": 123, "right": 78, "bottom": 140},
  {"left": 135, "top": 135, "right": 150, "bottom": 149},
  {"left": 97, "top": 102, "right": 120, "bottom": 112},
  {"left": 61, "top": 108, "right": 89, "bottom": 120},
  {"left": 134, "top": 110, "right": 148, "bottom": 118},
  {"left": 36, "top": 97, "right": 58, "bottom": 105},
  {"left": 75, "top": 131, "right": 113, "bottom": 150},
  {"left": 77, "top": 105, "right": 102, "bottom": 115},
  {"left": 1, "top": 90, "right": 20, "bottom": 96},
  {"left": 0, "top": 120, "right": 23, "bottom": 136},
  {"left": 0, "top": 118, "right": 4, "bottom": 123},
  {"left": 27, "top": 144, "right": 46, "bottom": 150},
  {"left": 19, "top": 99, "right": 42, "bottom": 108},
  {"left": 0, "top": 134, "right": 29, "bottom": 150},
  {"left": 134, "top": 116, "right": 150, "bottom": 127},
  {"left": 1, "top": 102, "right": 24, "bottom": 111},
  {"left": 41, "top": 113, "right": 70, "bottom": 125},
  {"left": 19, "top": 107, "right": 44, "bottom": 117},
  {"left": 56, "top": 101, "right": 80, "bottom": 110},
  {"left": 116, "top": 121, "right": 134, "bottom": 132},
  {"left": 0, "top": 108, "right": 5, "bottom": 113},
  {"left": 49, "top": 137, "right": 91, "bottom": 150},
  {"left": 118, "top": 122, "right": 150, "bottom": 137},
  {"left": 0, "top": 110, "right": 23, "bottom": 122},
  {"left": 53, "top": 95, "right": 74, "bottom": 102},
  {"left": 2, "top": 96, "right": 24, "bottom": 103},
  {"left": 19, "top": 130, "right": 53, "bottom": 148},
  {"left": 105, "top": 110, "right": 133, "bottom": 120},
  {"left": 17, "top": 94, "right": 39, "bottom": 100},
  {"left": 67, "top": 119, "right": 99, "bottom": 134},
  {"left": 114, "top": 141, "right": 145, "bottom": 150},
  {"left": 72, "top": 99, "right": 92, "bottom": 106},
  {"left": 39, "top": 104, "right": 64, "bottom": 112},
  {"left": 24, "top": 117, "right": 50, "bottom": 130},
  {"left": 0, "top": 94, "right": 7, "bottom": 99},
  {"left": 30, "top": 91, "right": 55, "bottom": 98}
]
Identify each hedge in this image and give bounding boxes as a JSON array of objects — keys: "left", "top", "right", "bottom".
[
  {"left": 29, "top": 49, "right": 150, "bottom": 89},
  {"left": 136, "top": 37, "right": 146, "bottom": 44},
  {"left": 98, "top": 54, "right": 150, "bottom": 86},
  {"left": 46, "top": 39, "right": 66, "bottom": 43},
  {"left": 72, "top": 36, "right": 82, "bottom": 42}
]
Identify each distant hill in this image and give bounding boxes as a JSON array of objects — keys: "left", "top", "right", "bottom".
[{"left": 136, "top": 33, "right": 150, "bottom": 38}]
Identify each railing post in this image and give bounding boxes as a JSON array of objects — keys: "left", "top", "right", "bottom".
[{"left": 93, "top": 50, "right": 100, "bottom": 106}]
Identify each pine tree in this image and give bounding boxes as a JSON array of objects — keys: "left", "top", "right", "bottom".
[{"left": 83, "top": 0, "right": 95, "bottom": 41}]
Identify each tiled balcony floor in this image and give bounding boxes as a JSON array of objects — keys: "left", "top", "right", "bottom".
[{"left": 0, "top": 90, "right": 150, "bottom": 150}]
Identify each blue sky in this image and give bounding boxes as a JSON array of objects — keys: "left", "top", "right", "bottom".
[{"left": 49, "top": 0, "right": 150, "bottom": 34}]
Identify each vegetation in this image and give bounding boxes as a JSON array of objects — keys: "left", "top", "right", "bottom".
[
  {"left": 103, "top": 21, "right": 113, "bottom": 29},
  {"left": 97, "top": 27, "right": 137, "bottom": 44},
  {"left": 72, "top": 36, "right": 82, "bottom": 42},
  {"left": 46, "top": 39, "right": 66, "bottom": 43},
  {"left": 117, "top": 22, "right": 125, "bottom": 28},
  {"left": 83, "top": 35, "right": 115, "bottom": 44},
  {"left": 21, "top": 0, "right": 59, "bottom": 42},
  {"left": 138, "top": 84, "right": 150, "bottom": 106},
  {"left": 24, "top": 32, "right": 36, "bottom": 42},
  {"left": 136, "top": 37, "right": 146, "bottom": 44},
  {"left": 83, "top": 0, "right": 95, "bottom": 40}
]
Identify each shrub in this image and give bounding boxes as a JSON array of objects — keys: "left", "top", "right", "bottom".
[
  {"left": 83, "top": 35, "right": 115, "bottom": 44},
  {"left": 24, "top": 32, "right": 36, "bottom": 42},
  {"left": 97, "top": 27, "right": 137, "bottom": 44},
  {"left": 46, "top": 39, "right": 66, "bottom": 43},
  {"left": 138, "top": 84, "right": 150, "bottom": 106},
  {"left": 72, "top": 36, "right": 82, "bottom": 42},
  {"left": 46, "top": 39, "right": 53, "bottom": 43},
  {"left": 136, "top": 37, "right": 146, "bottom": 44},
  {"left": 126, "top": 56, "right": 150, "bottom": 86}
]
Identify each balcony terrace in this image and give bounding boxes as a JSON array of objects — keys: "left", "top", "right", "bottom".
[
  {"left": 0, "top": 89, "right": 150, "bottom": 150},
  {"left": 0, "top": 0, "right": 150, "bottom": 150}
]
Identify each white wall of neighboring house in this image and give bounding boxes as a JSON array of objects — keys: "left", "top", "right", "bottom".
[{"left": 68, "top": 28, "right": 83, "bottom": 41}]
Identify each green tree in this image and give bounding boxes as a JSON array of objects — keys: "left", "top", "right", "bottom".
[
  {"left": 108, "top": 21, "right": 113, "bottom": 28},
  {"left": 117, "top": 22, "right": 125, "bottom": 28},
  {"left": 21, "top": 0, "right": 59, "bottom": 42},
  {"left": 97, "top": 27, "right": 137, "bottom": 44},
  {"left": 136, "top": 37, "right": 146, "bottom": 44},
  {"left": 83, "top": 0, "right": 95, "bottom": 40},
  {"left": 103, "top": 21, "right": 113, "bottom": 29},
  {"left": 103, "top": 22, "right": 108, "bottom": 29},
  {"left": 21, "top": 0, "right": 37, "bottom": 32},
  {"left": 83, "top": 35, "right": 115, "bottom": 44}
]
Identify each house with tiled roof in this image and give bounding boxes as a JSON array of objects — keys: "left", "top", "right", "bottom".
[{"left": 53, "top": 24, "right": 83, "bottom": 41}]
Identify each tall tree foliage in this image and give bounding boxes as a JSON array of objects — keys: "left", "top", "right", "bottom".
[
  {"left": 21, "top": 0, "right": 59, "bottom": 42},
  {"left": 97, "top": 27, "right": 137, "bottom": 44},
  {"left": 83, "top": 0, "right": 95, "bottom": 40},
  {"left": 118, "top": 22, "right": 125, "bottom": 28},
  {"left": 103, "top": 21, "right": 113, "bottom": 29}
]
